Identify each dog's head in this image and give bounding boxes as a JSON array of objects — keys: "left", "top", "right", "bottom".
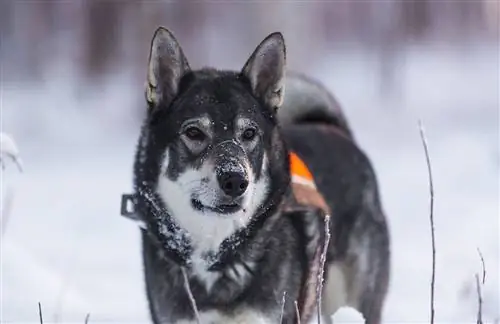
[{"left": 135, "top": 27, "right": 289, "bottom": 250}]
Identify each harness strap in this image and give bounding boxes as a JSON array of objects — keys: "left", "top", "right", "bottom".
[{"left": 289, "top": 151, "right": 330, "bottom": 324}]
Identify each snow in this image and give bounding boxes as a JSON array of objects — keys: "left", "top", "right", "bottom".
[
  {"left": 1, "top": 132, "right": 23, "bottom": 235},
  {"left": 0, "top": 132, "right": 24, "bottom": 172},
  {"left": 332, "top": 306, "right": 365, "bottom": 323},
  {"left": 1, "top": 46, "right": 498, "bottom": 323}
]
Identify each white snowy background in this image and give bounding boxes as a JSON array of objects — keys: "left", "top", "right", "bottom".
[{"left": 1, "top": 2, "right": 499, "bottom": 323}]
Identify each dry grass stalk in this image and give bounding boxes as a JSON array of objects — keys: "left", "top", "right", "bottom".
[
  {"left": 295, "top": 300, "right": 301, "bottom": 324},
  {"left": 475, "top": 273, "right": 483, "bottom": 324},
  {"left": 38, "top": 302, "right": 44, "bottom": 324},
  {"left": 418, "top": 119, "right": 436, "bottom": 324},
  {"left": 280, "top": 291, "right": 287, "bottom": 323},
  {"left": 477, "top": 248, "right": 486, "bottom": 284},
  {"left": 316, "top": 214, "right": 331, "bottom": 324},
  {"left": 181, "top": 267, "right": 200, "bottom": 324}
]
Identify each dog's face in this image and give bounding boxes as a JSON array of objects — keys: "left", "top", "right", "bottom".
[
  {"left": 157, "top": 76, "right": 273, "bottom": 222},
  {"left": 138, "top": 28, "right": 288, "bottom": 251}
]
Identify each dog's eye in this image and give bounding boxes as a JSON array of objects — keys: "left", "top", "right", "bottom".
[
  {"left": 184, "top": 127, "right": 205, "bottom": 141},
  {"left": 242, "top": 128, "right": 257, "bottom": 141}
]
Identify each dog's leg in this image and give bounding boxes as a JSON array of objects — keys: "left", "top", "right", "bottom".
[
  {"left": 321, "top": 262, "right": 349, "bottom": 323},
  {"left": 355, "top": 216, "right": 390, "bottom": 324},
  {"left": 321, "top": 249, "right": 389, "bottom": 324},
  {"left": 338, "top": 225, "right": 389, "bottom": 324},
  {"left": 356, "top": 261, "right": 389, "bottom": 324}
]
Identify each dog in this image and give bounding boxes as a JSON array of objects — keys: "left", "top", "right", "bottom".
[{"left": 127, "top": 27, "right": 390, "bottom": 324}]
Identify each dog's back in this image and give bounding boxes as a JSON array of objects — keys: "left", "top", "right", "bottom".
[
  {"left": 278, "top": 72, "right": 353, "bottom": 139},
  {"left": 279, "top": 73, "right": 390, "bottom": 324}
]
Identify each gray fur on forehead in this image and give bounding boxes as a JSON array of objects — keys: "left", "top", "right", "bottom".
[
  {"left": 181, "top": 83, "right": 257, "bottom": 112},
  {"left": 191, "top": 92, "right": 218, "bottom": 106}
]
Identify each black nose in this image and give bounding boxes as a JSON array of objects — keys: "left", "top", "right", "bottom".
[{"left": 218, "top": 172, "right": 249, "bottom": 197}]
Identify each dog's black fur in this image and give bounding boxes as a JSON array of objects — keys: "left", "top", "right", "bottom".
[{"left": 130, "top": 27, "right": 390, "bottom": 324}]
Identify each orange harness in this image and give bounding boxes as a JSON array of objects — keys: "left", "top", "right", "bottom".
[{"left": 289, "top": 152, "right": 330, "bottom": 214}]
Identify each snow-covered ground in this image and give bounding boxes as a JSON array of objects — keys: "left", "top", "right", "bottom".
[{"left": 1, "top": 46, "right": 498, "bottom": 323}]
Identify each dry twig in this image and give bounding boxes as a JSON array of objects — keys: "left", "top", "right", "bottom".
[
  {"left": 475, "top": 248, "right": 487, "bottom": 324},
  {"left": 316, "top": 214, "right": 331, "bottom": 324},
  {"left": 280, "top": 291, "right": 287, "bottom": 323},
  {"left": 475, "top": 273, "right": 483, "bottom": 324},
  {"left": 84, "top": 313, "right": 91, "bottom": 324},
  {"left": 38, "top": 302, "right": 44, "bottom": 324},
  {"left": 477, "top": 248, "right": 486, "bottom": 285},
  {"left": 181, "top": 267, "right": 200, "bottom": 324},
  {"left": 418, "top": 119, "right": 436, "bottom": 324},
  {"left": 295, "top": 300, "right": 301, "bottom": 324}
]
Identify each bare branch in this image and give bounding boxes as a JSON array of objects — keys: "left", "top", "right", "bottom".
[
  {"left": 84, "top": 313, "right": 90, "bottom": 324},
  {"left": 38, "top": 302, "right": 44, "bottom": 324},
  {"left": 475, "top": 273, "right": 483, "bottom": 324},
  {"left": 295, "top": 300, "right": 301, "bottom": 324},
  {"left": 181, "top": 267, "right": 200, "bottom": 324},
  {"left": 280, "top": 291, "right": 287, "bottom": 323},
  {"left": 316, "top": 214, "right": 331, "bottom": 324},
  {"left": 418, "top": 119, "right": 436, "bottom": 324},
  {"left": 477, "top": 248, "right": 486, "bottom": 284}
]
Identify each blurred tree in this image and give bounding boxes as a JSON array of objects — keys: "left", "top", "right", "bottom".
[
  {"left": 399, "top": 0, "right": 431, "bottom": 41},
  {"left": 0, "top": 0, "right": 496, "bottom": 89},
  {"left": 0, "top": 1, "right": 13, "bottom": 40},
  {"left": 484, "top": 0, "right": 499, "bottom": 38},
  {"left": 455, "top": 0, "right": 486, "bottom": 38},
  {"left": 318, "top": 2, "right": 350, "bottom": 46},
  {"left": 83, "top": 1, "right": 126, "bottom": 81},
  {"left": 372, "top": 1, "right": 406, "bottom": 101}
]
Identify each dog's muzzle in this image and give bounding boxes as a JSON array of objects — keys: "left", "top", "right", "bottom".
[{"left": 213, "top": 141, "right": 249, "bottom": 198}]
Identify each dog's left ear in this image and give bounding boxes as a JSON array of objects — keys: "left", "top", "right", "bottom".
[
  {"left": 241, "top": 32, "right": 286, "bottom": 112},
  {"left": 146, "top": 27, "right": 191, "bottom": 109}
]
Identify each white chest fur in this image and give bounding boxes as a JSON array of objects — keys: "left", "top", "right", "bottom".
[{"left": 189, "top": 249, "right": 255, "bottom": 292}]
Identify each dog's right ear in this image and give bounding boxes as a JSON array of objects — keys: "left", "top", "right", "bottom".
[
  {"left": 146, "top": 27, "right": 190, "bottom": 109},
  {"left": 241, "top": 32, "right": 286, "bottom": 113}
]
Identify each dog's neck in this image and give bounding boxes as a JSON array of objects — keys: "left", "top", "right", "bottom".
[
  {"left": 136, "top": 188, "right": 193, "bottom": 265},
  {"left": 136, "top": 184, "right": 290, "bottom": 269},
  {"left": 204, "top": 193, "right": 287, "bottom": 270}
]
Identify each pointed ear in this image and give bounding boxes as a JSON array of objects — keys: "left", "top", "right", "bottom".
[
  {"left": 241, "top": 32, "right": 286, "bottom": 112},
  {"left": 146, "top": 27, "right": 190, "bottom": 109}
]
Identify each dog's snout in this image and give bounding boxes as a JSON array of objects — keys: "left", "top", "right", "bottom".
[
  {"left": 218, "top": 171, "right": 249, "bottom": 197},
  {"left": 213, "top": 141, "right": 250, "bottom": 198}
]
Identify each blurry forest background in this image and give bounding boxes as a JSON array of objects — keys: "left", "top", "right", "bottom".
[{"left": 1, "top": 0, "right": 498, "bottom": 99}]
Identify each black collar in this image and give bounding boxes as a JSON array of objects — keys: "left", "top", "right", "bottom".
[{"left": 120, "top": 190, "right": 193, "bottom": 266}]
